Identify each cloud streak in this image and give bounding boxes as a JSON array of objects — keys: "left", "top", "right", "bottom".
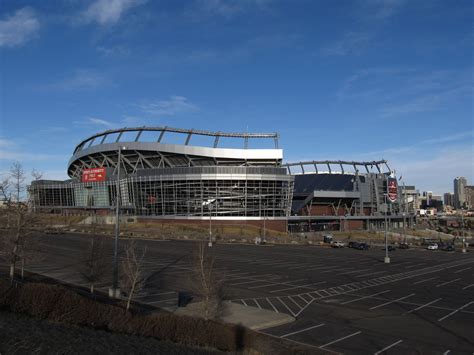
[
  {"left": 0, "top": 7, "right": 40, "bottom": 47},
  {"left": 82, "top": 0, "right": 145, "bottom": 25},
  {"left": 137, "top": 96, "right": 198, "bottom": 117}
]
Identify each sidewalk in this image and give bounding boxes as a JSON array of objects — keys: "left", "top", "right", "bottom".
[{"left": 173, "top": 301, "right": 295, "bottom": 330}]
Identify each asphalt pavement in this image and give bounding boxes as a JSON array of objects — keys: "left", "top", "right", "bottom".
[{"left": 8, "top": 233, "right": 474, "bottom": 354}]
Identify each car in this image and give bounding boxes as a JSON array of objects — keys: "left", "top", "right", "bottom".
[
  {"left": 331, "top": 241, "right": 345, "bottom": 248},
  {"left": 356, "top": 243, "right": 370, "bottom": 250},
  {"left": 441, "top": 245, "right": 455, "bottom": 252},
  {"left": 427, "top": 243, "right": 438, "bottom": 250},
  {"left": 398, "top": 243, "right": 409, "bottom": 249},
  {"left": 348, "top": 241, "right": 359, "bottom": 248},
  {"left": 381, "top": 245, "right": 396, "bottom": 251}
]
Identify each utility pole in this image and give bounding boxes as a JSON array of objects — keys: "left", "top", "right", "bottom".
[
  {"left": 110, "top": 146, "right": 125, "bottom": 298},
  {"left": 209, "top": 203, "right": 213, "bottom": 247}
]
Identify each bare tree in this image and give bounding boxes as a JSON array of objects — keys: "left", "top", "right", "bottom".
[
  {"left": 190, "top": 242, "right": 225, "bottom": 320},
  {"left": 31, "top": 169, "right": 43, "bottom": 182},
  {"left": 81, "top": 235, "right": 108, "bottom": 293},
  {"left": 121, "top": 240, "right": 147, "bottom": 310},
  {"left": 0, "top": 162, "right": 39, "bottom": 280}
]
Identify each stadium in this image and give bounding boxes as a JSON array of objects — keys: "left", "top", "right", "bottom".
[{"left": 29, "top": 126, "right": 414, "bottom": 232}]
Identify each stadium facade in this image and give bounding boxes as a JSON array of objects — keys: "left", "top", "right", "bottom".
[{"left": 29, "top": 127, "right": 414, "bottom": 232}]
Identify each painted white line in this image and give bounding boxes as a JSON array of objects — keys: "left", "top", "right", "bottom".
[
  {"left": 297, "top": 294, "right": 310, "bottom": 304},
  {"left": 253, "top": 299, "right": 262, "bottom": 310},
  {"left": 266, "top": 298, "right": 279, "bottom": 313},
  {"left": 370, "top": 293, "right": 415, "bottom": 310},
  {"left": 242, "top": 299, "right": 248, "bottom": 307},
  {"left": 288, "top": 296, "right": 303, "bottom": 309},
  {"left": 247, "top": 278, "right": 306, "bottom": 290},
  {"left": 438, "top": 301, "right": 474, "bottom": 322},
  {"left": 443, "top": 350, "right": 450, "bottom": 355},
  {"left": 341, "top": 290, "right": 391, "bottom": 305},
  {"left": 276, "top": 297, "right": 297, "bottom": 317},
  {"left": 281, "top": 323, "right": 325, "bottom": 338},
  {"left": 454, "top": 267, "right": 472, "bottom": 274},
  {"left": 319, "top": 331, "right": 362, "bottom": 349},
  {"left": 356, "top": 270, "right": 387, "bottom": 278},
  {"left": 462, "top": 284, "right": 474, "bottom": 290},
  {"left": 405, "top": 298, "right": 442, "bottom": 314},
  {"left": 413, "top": 277, "right": 437, "bottom": 285},
  {"left": 339, "top": 268, "right": 372, "bottom": 275},
  {"left": 436, "top": 278, "right": 461, "bottom": 288},
  {"left": 374, "top": 339, "right": 403, "bottom": 354},
  {"left": 270, "top": 281, "right": 327, "bottom": 293}
]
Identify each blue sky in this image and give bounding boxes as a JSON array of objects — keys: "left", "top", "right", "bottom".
[{"left": 0, "top": 0, "right": 473, "bottom": 194}]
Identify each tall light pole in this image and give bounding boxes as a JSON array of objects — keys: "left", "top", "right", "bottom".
[
  {"left": 461, "top": 208, "right": 466, "bottom": 253},
  {"left": 110, "top": 146, "right": 126, "bottom": 298},
  {"left": 384, "top": 194, "right": 390, "bottom": 264},
  {"left": 203, "top": 198, "right": 216, "bottom": 247}
]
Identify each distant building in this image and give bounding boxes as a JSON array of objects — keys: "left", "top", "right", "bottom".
[
  {"left": 443, "top": 192, "right": 454, "bottom": 207},
  {"left": 465, "top": 185, "right": 474, "bottom": 209},
  {"left": 401, "top": 185, "right": 419, "bottom": 213},
  {"left": 454, "top": 177, "right": 467, "bottom": 209}
]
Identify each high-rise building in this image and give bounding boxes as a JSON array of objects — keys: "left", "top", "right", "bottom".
[
  {"left": 465, "top": 186, "right": 474, "bottom": 209},
  {"left": 443, "top": 192, "right": 454, "bottom": 207},
  {"left": 454, "top": 177, "right": 467, "bottom": 209}
]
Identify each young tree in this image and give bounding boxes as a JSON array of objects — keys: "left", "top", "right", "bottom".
[
  {"left": 190, "top": 242, "right": 225, "bottom": 320},
  {"left": 81, "top": 235, "right": 108, "bottom": 293},
  {"left": 0, "top": 162, "right": 39, "bottom": 280},
  {"left": 121, "top": 239, "right": 147, "bottom": 310}
]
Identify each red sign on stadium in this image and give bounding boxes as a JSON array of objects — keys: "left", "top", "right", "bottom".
[
  {"left": 387, "top": 177, "right": 398, "bottom": 203},
  {"left": 82, "top": 168, "right": 106, "bottom": 182}
]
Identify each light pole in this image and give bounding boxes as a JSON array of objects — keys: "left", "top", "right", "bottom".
[
  {"left": 202, "top": 198, "right": 216, "bottom": 247},
  {"left": 110, "top": 146, "right": 126, "bottom": 298},
  {"left": 461, "top": 208, "right": 466, "bottom": 253},
  {"left": 384, "top": 194, "right": 390, "bottom": 264}
]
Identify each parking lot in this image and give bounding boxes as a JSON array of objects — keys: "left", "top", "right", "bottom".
[{"left": 15, "top": 234, "right": 474, "bottom": 354}]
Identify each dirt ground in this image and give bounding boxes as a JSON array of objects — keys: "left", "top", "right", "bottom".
[{"left": 0, "top": 311, "right": 223, "bottom": 355}]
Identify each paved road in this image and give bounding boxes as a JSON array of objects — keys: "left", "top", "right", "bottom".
[{"left": 7, "top": 233, "right": 474, "bottom": 354}]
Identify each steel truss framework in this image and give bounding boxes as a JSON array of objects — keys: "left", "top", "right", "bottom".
[{"left": 30, "top": 168, "right": 294, "bottom": 218}]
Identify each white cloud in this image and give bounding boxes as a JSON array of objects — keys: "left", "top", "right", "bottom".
[
  {"left": 137, "top": 96, "right": 198, "bottom": 117},
  {"left": 190, "top": 0, "right": 271, "bottom": 19},
  {"left": 82, "top": 0, "right": 145, "bottom": 25},
  {"left": 0, "top": 7, "right": 40, "bottom": 47},
  {"left": 74, "top": 117, "right": 116, "bottom": 128},
  {"left": 321, "top": 32, "right": 373, "bottom": 56},
  {"left": 43, "top": 69, "right": 109, "bottom": 91},
  {"left": 0, "top": 138, "right": 16, "bottom": 148}
]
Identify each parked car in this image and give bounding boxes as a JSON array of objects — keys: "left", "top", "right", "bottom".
[
  {"left": 427, "top": 243, "right": 439, "bottom": 250},
  {"left": 381, "top": 245, "right": 396, "bottom": 251},
  {"left": 356, "top": 243, "right": 370, "bottom": 250},
  {"left": 348, "top": 241, "right": 359, "bottom": 248},
  {"left": 398, "top": 243, "right": 409, "bottom": 249},
  {"left": 323, "top": 234, "right": 333, "bottom": 244},
  {"left": 331, "top": 241, "right": 345, "bottom": 248},
  {"left": 441, "top": 245, "right": 455, "bottom": 252}
]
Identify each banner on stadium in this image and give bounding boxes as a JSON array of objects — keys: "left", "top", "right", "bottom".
[
  {"left": 387, "top": 177, "right": 398, "bottom": 202},
  {"left": 82, "top": 168, "right": 106, "bottom": 182}
]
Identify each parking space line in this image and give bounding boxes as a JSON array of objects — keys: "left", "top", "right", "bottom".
[
  {"left": 297, "top": 295, "right": 310, "bottom": 304},
  {"left": 356, "top": 270, "right": 387, "bottom": 278},
  {"left": 413, "top": 276, "right": 437, "bottom": 285},
  {"left": 438, "top": 301, "right": 474, "bottom": 322},
  {"left": 443, "top": 350, "right": 450, "bottom": 355},
  {"left": 370, "top": 293, "right": 415, "bottom": 310},
  {"left": 247, "top": 278, "right": 306, "bottom": 290},
  {"left": 266, "top": 298, "right": 279, "bottom": 313},
  {"left": 270, "top": 281, "right": 327, "bottom": 293},
  {"left": 319, "top": 331, "right": 362, "bottom": 349},
  {"left": 462, "top": 284, "right": 474, "bottom": 290},
  {"left": 454, "top": 267, "right": 472, "bottom": 274},
  {"left": 288, "top": 296, "right": 303, "bottom": 309},
  {"left": 253, "top": 299, "right": 262, "bottom": 309},
  {"left": 405, "top": 298, "right": 442, "bottom": 314},
  {"left": 276, "top": 297, "right": 297, "bottom": 317},
  {"left": 436, "top": 278, "right": 461, "bottom": 288},
  {"left": 341, "top": 290, "right": 391, "bottom": 305},
  {"left": 281, "top": 323, "right": 325, "bottom": 338},
  {"left": 374, "top": 339, "right": 403, "bottom": 354},
  {"left": 339, "top": 268, "right": 372, "bottom": 275},
  {"left": 242, "top": 299, "right": 248, "bottom": 306}
]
